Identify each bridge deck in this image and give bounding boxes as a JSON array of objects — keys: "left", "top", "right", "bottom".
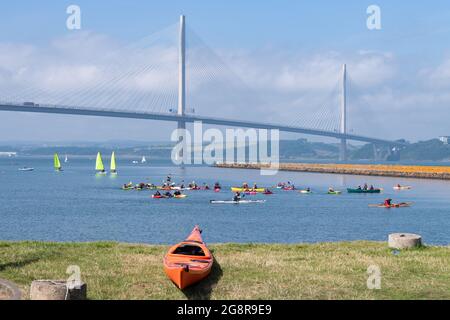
[{"left": 0, "top": 103, "right": 401, "bottom": 146}]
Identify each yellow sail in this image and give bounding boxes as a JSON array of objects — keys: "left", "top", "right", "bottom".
[
  {"left": 110, "top": 151, "right": 117, "bottom": 174},
  {"left": 54, "top": 153, "right": 62, "bottom": 171},
  {"left": 95, "top": 152, "right": 105, "bottom": 172}
]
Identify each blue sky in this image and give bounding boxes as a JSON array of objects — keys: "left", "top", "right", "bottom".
[
  {"left": 1, "top": 1, "right": 450, "bottom": 142},
  {"left": 3, "top": 1, "right": 450, "bottom": 52}
]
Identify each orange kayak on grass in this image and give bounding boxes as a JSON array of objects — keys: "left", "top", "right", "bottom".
[{"left": 163, "top": 226, "right": 213, "bottom": 290}]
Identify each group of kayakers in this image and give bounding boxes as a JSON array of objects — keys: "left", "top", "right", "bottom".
[
  {"left": 356, "top": 183, "right": 376, "bottom": 191},
  {"left": 122, "top": 182, "right": 157, "bottom": 190},
  {"left": 276, "top": 182, "right": 296, "bottom": 190},
  {"left": 153, "top": 189, "right": 185, "bottom": 198},
  {"left": 123, "top": 176, "right": 411, "bottom": 208},
  {"left": 242, "top": 182, "right": 258, "bottom": 190}
]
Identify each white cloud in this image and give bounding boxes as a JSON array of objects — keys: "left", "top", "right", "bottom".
[{"left": 0, "top": 31, "right": 448, "bottom": 142}]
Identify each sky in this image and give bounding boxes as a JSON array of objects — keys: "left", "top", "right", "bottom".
[{"left": 1, "top": 1, "right": 450, "bottom": 143}]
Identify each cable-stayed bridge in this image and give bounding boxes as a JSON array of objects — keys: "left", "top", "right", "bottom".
[{"left": 0, "top": 16, "right": 402, "bottom": 160}]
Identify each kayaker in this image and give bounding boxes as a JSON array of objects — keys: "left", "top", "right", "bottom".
[
  {"left": 233, "top": 192, "right": 241, "bottom": 202},
  {"left": 369, "top": 185, "right": 375, "bottom": 190},
  {"left": 242, "top": 182, "right": 249, "bottom": 189},
  {"left": 306, "top": 187, "right": 311, "bottom": 192},
  {"left": 357, "top": 185, "right": 362, "bottom": 190},
  {"left": 174, "top": 190, "right": 182, "bottom": 196},
  {"left": 363, "top": 183, "right": 368, "bottom": 190},
  {"left": 165, "top": 191, "right": 173, "bottom": 198},
  {"left": 253, "top": 183, "right": 258, "bottom": 190},
  {"left": 384, "top": 198, "right": 392, "bottom": 207},
  {"left": 154, "top": 190, "right": 162, "bottom": 197},
  {"left": 214, "top": 182, "right": 221, "bottom": 189},
  {"left": 328, "top": 187, "right": 335, "bottom": 193}
]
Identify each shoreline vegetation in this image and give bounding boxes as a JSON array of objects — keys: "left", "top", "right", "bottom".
[
  {"left": 4, "top": 138, "right": 450, "bottom": 162},
  {"left": 215, "top": 163, "right": 450, "bottom": 180},
  {"left": 1, "top": 241, "right": 449, "bottom": 300}
]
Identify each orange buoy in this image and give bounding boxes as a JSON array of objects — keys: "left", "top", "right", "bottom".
[{"left": 163, "top": 226, "right": 213, "bottom": 289}]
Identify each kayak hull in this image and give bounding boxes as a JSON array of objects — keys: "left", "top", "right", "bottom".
[
  {"left": 164, "top": 264, "right": 212, "bottom": 290},
  {"left": 347, "top": 188, "right": 381, "bottom": 194},
  {"left": 393, "top": 186, "right": 412, "bottom": 190},
  {"left": 163, "top": 226, "right": 213, "bottom": 290},
  {"left": 328, "top": 191, "right": 342, "bottom": 195},
  {"left": 231, "top": 187, "right": 265, "bottom": 193},
  {"left": 210, "top": 200, "right": 266, "bottom": 204},
  {"left": 370, "top": 202, "right": 412, "bottom": 208}
]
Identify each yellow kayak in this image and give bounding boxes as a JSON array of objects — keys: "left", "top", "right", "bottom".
[{"left": 231, "top": 187, "right": 265, "bottom": 193}]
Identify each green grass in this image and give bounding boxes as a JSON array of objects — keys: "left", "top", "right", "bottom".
[{"left": 1, "top": 241, "right": 449, "bottom": 300}]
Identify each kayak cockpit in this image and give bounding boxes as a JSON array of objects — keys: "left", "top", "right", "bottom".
[{"left": 172, "top": 243, "right": 207, "bottom": 257}]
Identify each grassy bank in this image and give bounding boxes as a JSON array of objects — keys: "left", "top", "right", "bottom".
[
  {"left": 215, "top": 162, "right": 450, "bottom": 180},
  {"left": 1, "top": 241, "right": 449, "bottom": 300}
]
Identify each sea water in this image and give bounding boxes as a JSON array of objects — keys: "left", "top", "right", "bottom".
[{"left": 0, "top": 157, "right": 449, "bottom": 245}]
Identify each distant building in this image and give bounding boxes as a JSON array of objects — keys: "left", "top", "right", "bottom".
[{"left": 439, "top": 136, "right": 450, "bottom": 144}]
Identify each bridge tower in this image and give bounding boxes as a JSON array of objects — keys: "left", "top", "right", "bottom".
[
  {"left": 177, "top": 15, "right": 186, "bottom": 164},
  {"left": 339, "top": 64, "right": 347, "bottom": 161}
]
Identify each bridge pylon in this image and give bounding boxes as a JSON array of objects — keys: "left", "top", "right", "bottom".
[
  {"left": 339, "top": 64, "right": 347, "bottom": 161},
  {"left": 177, "top": 15, "right": 186, "bottom": 165}
]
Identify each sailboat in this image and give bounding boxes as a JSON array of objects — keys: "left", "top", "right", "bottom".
[
  {"left": 110, "top": 152, "right": 117, "bottom": 175},
  {"left": 54, "top": 153, "right": 62, "bottom": 172},
  {"left": 95, "top": 152, "right": 107, "bottom": 175},
  {"left": 64, "top": 155, "right": 69, "bottom": 163},
  {"left": 141, "top": 156, "right": 147, "bottom": 164}
]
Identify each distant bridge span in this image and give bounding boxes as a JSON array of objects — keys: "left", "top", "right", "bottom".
[{"left": 0, "top": 102, "right": 402, "bottom": 146}]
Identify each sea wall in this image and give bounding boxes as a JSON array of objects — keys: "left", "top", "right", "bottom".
[{"left": 214, "top": 162, "right": 450, "bottom": 180}]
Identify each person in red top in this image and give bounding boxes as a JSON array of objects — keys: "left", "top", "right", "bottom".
[{"left": 384, "top": 198, "right": 392, "bottom": 207}]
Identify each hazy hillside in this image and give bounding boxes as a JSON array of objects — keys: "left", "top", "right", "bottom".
[{"left": 2, "top": 138, "right": 450, "bottom": 162}]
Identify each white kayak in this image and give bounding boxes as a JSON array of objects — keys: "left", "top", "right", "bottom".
[
  {"left": 393, "top": 186, "right": 412, "bottom": 190},
  {"left": 210, "top": 200, "right": 266, "bottom": 204}
]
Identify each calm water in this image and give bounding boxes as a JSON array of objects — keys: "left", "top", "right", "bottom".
[{"left": 1, "top": 157, "right": 449, "bottom": 245}]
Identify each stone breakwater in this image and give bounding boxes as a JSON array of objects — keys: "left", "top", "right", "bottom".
[{"left": 214, "top": 163, "right": 450, "bottom": 180}]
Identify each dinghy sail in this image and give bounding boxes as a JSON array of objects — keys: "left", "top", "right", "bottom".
[
  {"left": 110, "top": 152, "right": 117, "bottom": 175},
  {"left": 96, "top": 152, "right": 106, "bottom": 175},
  {"left": 54, "top": 153, "right": 62, "bottom": 172}
]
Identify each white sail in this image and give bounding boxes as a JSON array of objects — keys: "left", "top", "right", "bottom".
[{"left": 141, "top": 156, "right": 147, "bottom": 163}]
